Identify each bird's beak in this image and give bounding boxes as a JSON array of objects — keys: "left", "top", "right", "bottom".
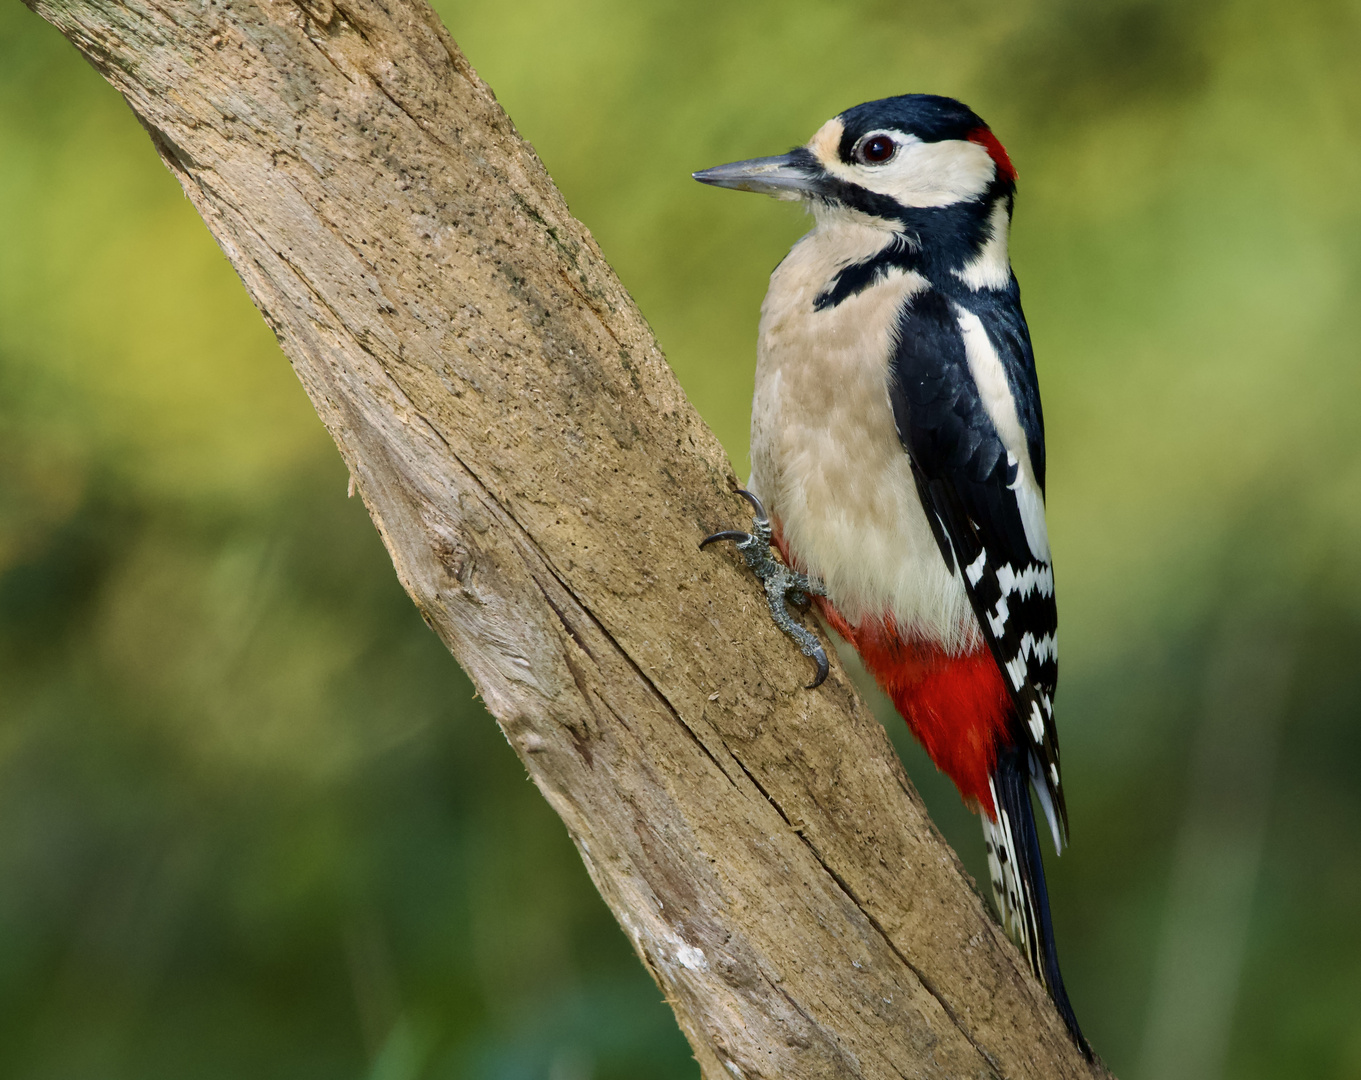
[{"left": 692, "top": 152, "right": 820, "bottom": 200}]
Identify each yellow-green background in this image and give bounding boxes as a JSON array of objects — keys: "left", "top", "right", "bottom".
[{"left": 2, "top": 0, "right": 1359, "bottom": 1077}]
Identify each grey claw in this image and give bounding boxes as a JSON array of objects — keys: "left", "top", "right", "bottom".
[
  {"left": 806, "top": 645, "right": 829, "bottom": 690},
  {"left": 703, "top": 489, "right": 829, "bottom": 690},
  {"left": 736, "top": 488, "right": 768, "bottom": 520},
  {"left": 700, "top": 529, "right": 753, "bottom": 549}
]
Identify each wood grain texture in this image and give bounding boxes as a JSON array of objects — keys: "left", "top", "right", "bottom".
[{"left": 25, "top": 1, "right": 1112, "bottom": 1076}]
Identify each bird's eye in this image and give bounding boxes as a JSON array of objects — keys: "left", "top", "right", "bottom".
[{"left": 856, "top": 134, "right": 896, "bottom": 164}]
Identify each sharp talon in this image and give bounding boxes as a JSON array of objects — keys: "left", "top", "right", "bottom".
[
  {"left": 735, "top": 488, "right": 768, "bottom": 521},
  {"left": 805, "top": 645, "right": 830, "bottom": 690},
  {"left": 700, "top": 529, "right": 753, "bottom": 550},
  {"left": 702, "top": 489, "right": 829, "bottom": 692}
]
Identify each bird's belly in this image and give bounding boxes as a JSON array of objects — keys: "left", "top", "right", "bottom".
[{"left": 750, "top": 262, "right": 980, "bottom": 654}]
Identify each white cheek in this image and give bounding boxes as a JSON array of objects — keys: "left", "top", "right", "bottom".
[{"left": 823, "top": 137, "right": 997, "bottom": 208}]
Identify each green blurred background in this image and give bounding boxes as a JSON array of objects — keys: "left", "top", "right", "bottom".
[{"left": 2, "top": 0, "right": 1359, "bottom": 1076}]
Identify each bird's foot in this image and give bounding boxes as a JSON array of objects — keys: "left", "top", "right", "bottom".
[{"left": 701, "top": 489, "right": 830, "bottom": 689}]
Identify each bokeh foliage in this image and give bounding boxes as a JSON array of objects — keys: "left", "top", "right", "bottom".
[{"left": 1, "top": 0, "right": 1359, "bottom": 1077}]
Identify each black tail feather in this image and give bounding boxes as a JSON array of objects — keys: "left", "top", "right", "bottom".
[{"left": 993, "top": 746, "right": 1091, "bottom": 1059}]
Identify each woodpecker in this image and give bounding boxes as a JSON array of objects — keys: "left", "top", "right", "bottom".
[{"left": 695, "top": 94, "right": 1088, "bottom": 1054}]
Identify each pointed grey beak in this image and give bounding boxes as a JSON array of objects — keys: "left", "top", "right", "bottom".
[{"left": 692, "top": 152, "right": 820, "bottom": 199}]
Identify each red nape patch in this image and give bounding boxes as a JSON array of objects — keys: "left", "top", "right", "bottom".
[
  {"left": 967, "top": 126, "right": 1017, "bottom": 184},
  {"left": 818, "top": 600, "right": 1012, "bottom": 821}
]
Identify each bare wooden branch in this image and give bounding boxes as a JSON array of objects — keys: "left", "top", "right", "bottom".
[{"left": 25, "top": 1, "right": 1111, "bottom": 1076}]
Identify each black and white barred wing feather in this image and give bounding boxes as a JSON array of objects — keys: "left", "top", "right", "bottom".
[{"left": 888, "top": 285, "right": 1066, "bottom": 964}]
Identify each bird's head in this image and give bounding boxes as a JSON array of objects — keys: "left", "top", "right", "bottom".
[{"left": 694, "top": 94, "right": 1015, "bottom": 223}]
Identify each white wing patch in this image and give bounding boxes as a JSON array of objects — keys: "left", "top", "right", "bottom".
[
  {"left": 996, "top": 562, "right": 1054, "bottom": 600},
  {"left": 1017, "top": 631, "right": 1057, "bottom": 665},
  {"left": 1011, "top": 477, "right": 1051, "bottom": 563},
  {"left": 987, "top": 596, "right": 1009, "bottom": 637},
  {"left": 1028, "top": 701, "right": 1045, "bottom": 743},
  {"left": 955, "top": 305, "right": 1050, "bottom": 562}
]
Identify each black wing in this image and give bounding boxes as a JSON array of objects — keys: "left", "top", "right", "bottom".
[{"left": 888, "top": 285, "right": 1067, "bottom": 840}]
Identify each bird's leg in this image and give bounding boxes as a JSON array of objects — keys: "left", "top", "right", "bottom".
[{"left": 700, "top": 489, "right": 830, "bottom": 689}]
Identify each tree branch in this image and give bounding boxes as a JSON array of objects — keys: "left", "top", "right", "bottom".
[{"left": 24, "top": 1, "right": 1110, "bottom": 1076}]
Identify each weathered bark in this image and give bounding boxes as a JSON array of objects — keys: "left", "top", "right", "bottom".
[{"left": 25, "top": 1, "right": 1111, "bottom": 1076}]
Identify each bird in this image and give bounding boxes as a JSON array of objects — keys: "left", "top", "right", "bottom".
[{"left": 694, "top": 93, "right": 1088, "bottom": 1055}]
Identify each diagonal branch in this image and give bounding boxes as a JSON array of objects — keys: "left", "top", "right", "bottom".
[{"left": 24, "top": 0, "right": 1111, "bottom": 1076}]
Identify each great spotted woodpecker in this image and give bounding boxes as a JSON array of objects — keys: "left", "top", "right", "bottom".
[{"left": 696, "top": 94, "right": 1088, "bottom": 1054}]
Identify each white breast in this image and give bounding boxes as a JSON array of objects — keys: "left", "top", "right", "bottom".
[{"left": 750, "top": 212, "right": 982, "bottom": 654}]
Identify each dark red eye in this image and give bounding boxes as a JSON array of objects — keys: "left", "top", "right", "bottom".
[{"left": 857, "top": 134, "right": 896, "bottom": 164}]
